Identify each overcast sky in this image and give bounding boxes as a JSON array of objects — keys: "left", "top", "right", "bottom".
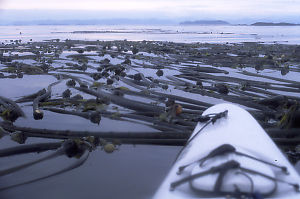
[{"left": 0, "top": 0, "right": 300, "bottom": 23}]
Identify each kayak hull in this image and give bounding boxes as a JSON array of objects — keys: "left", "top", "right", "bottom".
[{"left": 154, "top": 103, "right": 300, "bottom": 199}]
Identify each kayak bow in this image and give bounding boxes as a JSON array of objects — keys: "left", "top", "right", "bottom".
[{"left": 154, "top": 103, "right": 300, "bottom": 199}]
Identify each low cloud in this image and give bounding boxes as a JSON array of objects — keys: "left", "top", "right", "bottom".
[{"left": 0, "top": 0, "right": 299, "bottom": 24}]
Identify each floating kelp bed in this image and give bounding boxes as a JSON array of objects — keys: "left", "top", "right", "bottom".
[{"left": 0, "top": 39, "right": 300, "bottom": 191}]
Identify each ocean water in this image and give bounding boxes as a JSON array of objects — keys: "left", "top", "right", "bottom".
[
  {"left": 0, "top": 25, "right": 300, "bottom": 44},
  {"left": 0, "top": 25, "right": 300, "bottom": 199}
]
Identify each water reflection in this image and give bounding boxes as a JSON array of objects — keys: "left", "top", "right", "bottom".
[
  {"left": 1, "top": 25, "right": 300, "bottom": 44},
  {"left": 0, "top": 140, "right": 181, "bottom": 199}
]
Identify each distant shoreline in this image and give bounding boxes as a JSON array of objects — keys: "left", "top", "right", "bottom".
[{"left": 251, "top": 22, "right": 300, "bottom": 26}]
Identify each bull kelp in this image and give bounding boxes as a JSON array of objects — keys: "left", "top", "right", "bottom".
[{"left": 0, "top": 39, "right": 300, "bottom": 190}]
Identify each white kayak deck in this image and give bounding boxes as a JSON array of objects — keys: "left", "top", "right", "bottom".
[{"left": 154, "top": 103, "right": 300, "bottom": 199}]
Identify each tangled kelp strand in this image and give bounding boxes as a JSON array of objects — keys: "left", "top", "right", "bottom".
[
  {"left": 0, "top": 153, "right": 87, "bottom": 191},
  {"left": 0, "top": 96, "right": 25, "bottom": 118},
  {"left": 33, "top": 80, "right": 62, "bottom": 120},
  {"left": 75, "top": 86, "right": 165, "bottom": 113},
  {"left": 15, "top": 88, "right": 47, "bottom": 103},
  {"left": 0, "top": 142, "right": 62, "bottom": 157},
  {"left": 0, "top": 39, "right": 300, "bottom": 181}
]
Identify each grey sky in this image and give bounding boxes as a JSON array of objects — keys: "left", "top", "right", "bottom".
[{"left": 0, "top": 0, "right": 300, "bottom": 23}]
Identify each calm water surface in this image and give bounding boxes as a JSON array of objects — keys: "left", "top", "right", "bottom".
[
  {"left": 1, "top": 25, "right": 300, "bottom": 44},
  {"left": 0, "top": 25, "right": 300, "bottom": 199}
]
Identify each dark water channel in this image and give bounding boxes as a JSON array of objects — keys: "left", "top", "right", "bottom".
[{"left": 0, "top": 137, "right": 180, "bottom": 199}]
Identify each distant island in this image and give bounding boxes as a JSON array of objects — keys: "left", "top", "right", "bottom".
[
  {"left": 180, "top": 20, "right": 230, "bottom": 25},
  {"left": 251, "top": 22, "right": 300, "bottom": 26}
]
